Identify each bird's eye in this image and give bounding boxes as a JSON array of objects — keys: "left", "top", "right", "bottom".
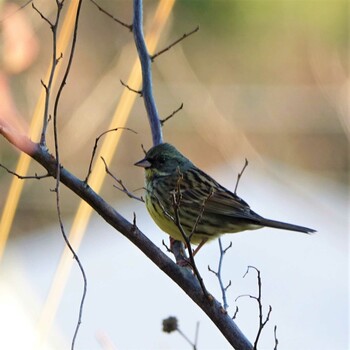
[{"left": 156, "top": 156, "right": 165, "bottom": 165}]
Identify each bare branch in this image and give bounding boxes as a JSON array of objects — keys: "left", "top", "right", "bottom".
[
  {"left": 194, "top": 321, "right": 200, "bottom": 350},
  {"left": 54, "top": 169, "right": 87, "bottom": 350},
  {"left": 167, "top": 173, "right": 210, "bottom": 298},
  {"left": 48, "top": 1, "right": 86, "bottom": 348},
  {"left": 189, "top": 187, "right": 215, "bottom": 241},
  {"left": 89, "top": 0, "right": 132, "bottom": 30},
  {"left": 0, "top": 127, "right": 253, "bottom": 350},
  {"left": 162, "top": 239, "right": 172, "bottom": 253},
  {"left": 120, "top": 79, "right": 143, "bottom": 95},
  {"left": 236, "top": 266, "right": 273, "bottom": 350},
  {"left": 33, "top": 1, "right": 64, "bottom": 146},
  {"left": 160, "top": 103, "right": 183, "bottom": 126},
  {"left": 234, "top": 158, "right": 248, "bottom": 195},
  {"left": 151, "top": 26, "right": 200, "bottom": 61},
  {"left": 0, "top": 163, "right": 50, "bottom": 180},
  {"left": 208, "top": 238, "right": 232, "bottom": 310},
  {"left": 101, "top": 157, "right": 144, "bottom": 202},
  {"left": 84, "top": 127, "right": 137, "bottom": 184},
  {"left": 32, "top": 2, "right": 54, "bottom": 27},
  {"left": 133, "top": 0, "right": 162, "bottom": 145},
  {"left": 232, "top": 306, "right": 239, "bottom": 320},
  {"left": 141, "top": 143, "right": 147, "bottom": 155},
  {"left": 274, "top": 325, "right": 279, "bottom": 350}
]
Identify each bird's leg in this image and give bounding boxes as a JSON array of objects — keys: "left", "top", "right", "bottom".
[
  {"left": 192, "top": 238, "right": 208, "bottom": 256},
  {"left": 169, "top": 237, "right": 190, "bottom": 266}
]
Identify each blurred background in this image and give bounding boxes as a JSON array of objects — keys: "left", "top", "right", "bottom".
[{"left": 0, "top": 0, "right": 348, "bottom": 349}]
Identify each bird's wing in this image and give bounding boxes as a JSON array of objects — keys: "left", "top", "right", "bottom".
[{"left": 178, "top": 168, "right": 261, "bottom": 221}]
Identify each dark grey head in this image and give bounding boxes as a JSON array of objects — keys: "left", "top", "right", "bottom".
[{"left": 134, "top": 143, "right": 192, "bottom": 175}]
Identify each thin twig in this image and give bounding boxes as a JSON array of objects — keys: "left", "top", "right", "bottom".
[
  {"left": 32, "top": 2, "right": 54, "bottom": 27},
  {"left": 89, "top": 0, "right": 132, "bottom": 30},
  {"left": 234, "top": 158, "right": 248, "bottom": 195},
  {"left": 232, "top": 306, "right": 239, "bottom": 320},
  {"left": 50, "top": 1, "right": 86, "bottom": 349},
  {"left": 151, "top": 26, "right": 199, "bottom": 61},
  {"left": 274, "top": 325, "right": 279, "bottom": 350},
  {"left": 236, "top": 266, "right": 272, "bottom": 350},
  {"left": 120, "top": 79, "right": 143, "bottom": 95},
  {"left": 141, "top": 143, "right": 147, "bottom": 155},
  {"left": 189, "top": 187, "right": 215, "bottom": 241},
  {"left": 84, "top": 127, "right": 137, "bottom": 184},
  {"left": 169, "top": 173, "right": 210, "bottom": 298},
  {"left": 160, "top": 103, "right": 183, "bottom": 126},
  {"left": 54, "top": 175, "right": 88, "bottom": 350},
  {"left": 101, "top": 157, "right": 144, "bottom": 202},
  {"left": 0, "top": 163, "right": 50, "bottom": 180},
  {"left": 162, "top": 239, "right": 172, "bottom": 253},
  {"left": 194, "top": 321, "right": 200, "bottom": 350},
  {"left": 33, "top": 1, "right": 64, "bottom": 146},
  {"left": 208, "top": 239, "right": 232, "bottom": 310},
  {"left": 176, "top": 328, "right": 196, "bottom": 350}
]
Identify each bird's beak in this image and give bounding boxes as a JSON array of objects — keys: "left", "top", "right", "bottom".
[{"left": 134, "top": 157, "right": 151, "bottom": 168}]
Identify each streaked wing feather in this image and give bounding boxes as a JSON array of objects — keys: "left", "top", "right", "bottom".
[{"left": 179, "top": 167, "right": 262, "bottom": 222}]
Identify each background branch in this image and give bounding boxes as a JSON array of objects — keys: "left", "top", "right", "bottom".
[
  {"left": 133, "top": 0, "right": 162, "bottom": 146},
  {"left": 89, "top": 0, "right": 132, "bottom": 30},
  {"left": 151, "top": 25, "right": 199, "bottom": 61}
]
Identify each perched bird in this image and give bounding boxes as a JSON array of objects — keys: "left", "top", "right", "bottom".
[{"left": 135, "top": 143, "right": 315, "bottom": 252}]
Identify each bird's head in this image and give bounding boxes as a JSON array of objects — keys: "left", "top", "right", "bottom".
[{"left": 134, "top": 143, "right": 191, "bottom": 178}]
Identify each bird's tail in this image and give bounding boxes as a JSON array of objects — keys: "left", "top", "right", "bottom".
[{"left": 260, "top": 218, "right": 316, "bottom": 234}]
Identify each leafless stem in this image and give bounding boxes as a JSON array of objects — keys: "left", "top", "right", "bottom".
[
  {"left": 208, "top": 239, "right": 232, "bottom": 311},
  {"left": 194, "top": 321, "right": 200, "bottom": 350},
  {"left": 32, "top": 2, "right": 54, "bottom": 27},
  {"left": 151, "top": 26, "right": 199, "bottom": 61},
  {"left": 162, "top": 239, "right": 172, "bottom": 253},
  {"left": 274, "top": 325, "right": 279, "bottom": 350},
  {"left": 232, "top": 305, "right": 239, "bottom": 319},
  {"left": 189, "top": 187, "right": 215, "bottom": 241},
  {"left": 49, "top": 1, "right": 86, "bottom": 348},
  {"left": 141, "top": 144, "right": 147, "bottom": 155},
  {"left": 33, "top": 1, "right": 64, "bottom": 146},
  {"left": 84, "top": 127, "right": 137, "bottom": 184},
  {"left": 176, "top": 327, "right": 197, "bottom": 350},
  {"left": 160, "top": 103, "right": 183, "bottom": 126},
  {"left": 101, "top": 157, "right": 144, "bottom": 202},
  {"left": 89, "top": 0, "right": 132, "bottom": 30},
  {"left": 54, "top": 172, "right": 87, "bottom": 350},
  {"left": 169, "top": 174, "right": 210, "bottom": 298},
  {"left": 236, "top": 266, "right": 273, "bottom": 350},
  {"left": 234, "top": 158, "right": 248, "bottom": 195},
  {"left": 120, "top": 79, "right": 143, "bottom": 95},
  {"left": 0, "top": 163, "right": 50, "bottom": 180}
]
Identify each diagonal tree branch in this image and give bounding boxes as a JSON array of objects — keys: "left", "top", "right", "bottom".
[{"left": 0, "top": 124, "right": 252, "bottom": 350}]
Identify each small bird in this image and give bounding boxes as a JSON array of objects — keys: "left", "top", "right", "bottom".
[{"left": 135, "top": 143, "right": 315, "bottom": 252}]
